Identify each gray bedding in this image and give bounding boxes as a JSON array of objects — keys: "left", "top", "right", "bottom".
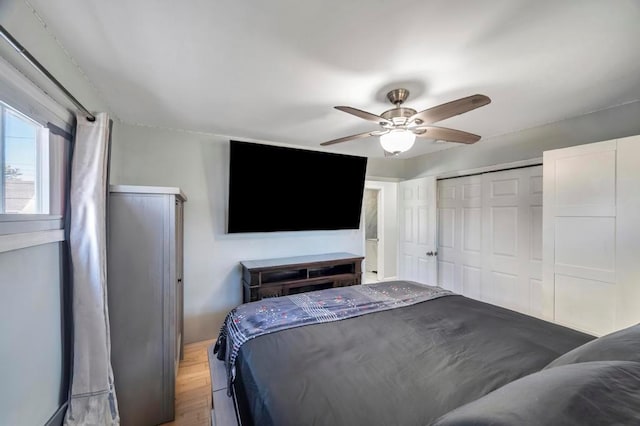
[
  {"left": 232, "top": 294, "right": 594, "bottom": 426},
  {"left": 432, "top": 360, "right": 640, "bottom": 426}
]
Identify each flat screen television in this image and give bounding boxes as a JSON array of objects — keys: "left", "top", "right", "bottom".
[{"left": 228, "top": 140, "right": 368, "bottom": 233}]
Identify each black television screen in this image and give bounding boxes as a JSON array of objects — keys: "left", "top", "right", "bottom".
[{"left": 228, "top": 140, "right": 368, "bottom": 233}]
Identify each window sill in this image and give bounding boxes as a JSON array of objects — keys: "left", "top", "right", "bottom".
[
  {"left": 0, "top": 214, "right": 64, "bottom": 235},
  {"left": 0, "top": 214, "right": 63, "bottom": 222},
  {"left": 0, "top": 229, "right": 65, "bottom": 253}
]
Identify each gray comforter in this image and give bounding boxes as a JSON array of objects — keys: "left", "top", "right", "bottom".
[
  {"left": 232, "top": 294, "right": 593, "bottom": 425},
  {"left": 216, "top": 281, "right": 452, "bottom": 393}
]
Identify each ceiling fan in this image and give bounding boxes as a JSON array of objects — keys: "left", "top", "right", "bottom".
[{"left": 321, "top": 89, "right": 491, "bottom": 155}]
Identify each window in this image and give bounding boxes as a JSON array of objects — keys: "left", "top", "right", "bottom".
[
  {"left": 0, "top": 66, "right": 69, "bottom": 248},
  {"left": 0, "top": 102, "right": 49, "bottom": 214}
]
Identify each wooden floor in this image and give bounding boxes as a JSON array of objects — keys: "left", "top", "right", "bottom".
[{"left": 160, "top": 339, "right": 215, "bottom": 426}]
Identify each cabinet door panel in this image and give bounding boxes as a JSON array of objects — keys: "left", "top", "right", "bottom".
[{"left": 108, "top": 194, "right": 166, "bottom": 425}]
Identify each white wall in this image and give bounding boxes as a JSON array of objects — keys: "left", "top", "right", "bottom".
[
  {"left": 0, "top": 243, "right": 64, "bottom": 426},
  {"left": 366, "top": 158, "right": 405, "bottom": 181},
  {"left": 110, "top": 122, "right": 401, "bottom": 343},
  {"left": 404, "top": 101, "right": 640, "bottom": 179}
]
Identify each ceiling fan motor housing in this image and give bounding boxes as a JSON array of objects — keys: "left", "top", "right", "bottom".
[
  {"left": 383, "top": 89, "right": 418, "bottom": 125},
  {"left": 381, "top": 107, "right": 417, "bottom": 126},
  {"left": 386, "top": 88, "right": 410, "bottom": 105}
]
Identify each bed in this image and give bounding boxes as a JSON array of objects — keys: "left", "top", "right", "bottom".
[{"left": 213, "top": 280, "right": 640, "bottom": 425}]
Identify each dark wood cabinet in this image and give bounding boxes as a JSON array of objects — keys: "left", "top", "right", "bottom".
[{"left": 241, "top": 252, "right": 364, "bottom": 303}]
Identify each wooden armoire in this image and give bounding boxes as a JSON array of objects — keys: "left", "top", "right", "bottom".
[{"left": 107, "top": 185, "right": 186, "bottom": 425}]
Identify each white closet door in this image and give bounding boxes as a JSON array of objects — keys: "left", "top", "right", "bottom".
[
  {"left": 528, "top": 168, "right": 545, "bottom": 316},
  {"left": 543, "top": 135, "right": 640, "bottom": 335},
  {"left": 436, "top": 167, "right": 542, "bottom": 314},
  {"left": 437, "top": 175, "right": 483, "bottom": 296},
  {"left": 543, "top": 140, "right": 617, "bottom": 335},
  {"left": 398, "top": 177, "right": 437, "bottom": 284},
  {"left": 481, "top": 167, "right": 542, "bottom": 315},
  {"left": 615, "top": 136, "right": 640, "bottom": 330}
]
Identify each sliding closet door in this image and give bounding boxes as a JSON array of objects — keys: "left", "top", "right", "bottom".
[
  {"left": 437, "top": 175, "right": 483, "bottom": 297},
  {"left": 543, "top": 141, "right": 617, "bottom": 334},
  {"left": 615, "top": 136, "right": 640, "bottom": 330},
  {"left": 482, "top": 167, "right": 543, "bottom": 315},
  {"left": 543, "top": 136, "right": 640, "bottom": 335},
  {"left": 436, "top": 166, "right": 543, "bottom": 316}
]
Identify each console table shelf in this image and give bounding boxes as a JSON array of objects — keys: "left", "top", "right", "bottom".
[{"left": 241, "top": 252, "right": 364, "bottom": 303}]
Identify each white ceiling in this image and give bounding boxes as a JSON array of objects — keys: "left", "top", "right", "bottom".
[{"left": 28, "top": 0, "right": 640, "bottom": 158}]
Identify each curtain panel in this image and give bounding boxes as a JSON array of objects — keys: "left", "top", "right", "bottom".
[{"left": 64, "top": 113, "right": 119, "bottom": 425}]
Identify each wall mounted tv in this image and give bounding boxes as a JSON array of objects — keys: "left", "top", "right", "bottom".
[{"left": 228, "top": 140, "right": 368, "bottom": 233}]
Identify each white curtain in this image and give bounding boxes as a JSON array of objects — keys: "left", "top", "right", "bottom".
[{"left": 64, "top": 113, "right": 119, "bottom": 425}]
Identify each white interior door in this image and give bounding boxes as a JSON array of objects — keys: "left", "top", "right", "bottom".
[
  {"left": 398, "top": 177, "right": 437, "bottom": 284},
  {"left": 482, "top": 167, "right": 543, "bottom": 316}
]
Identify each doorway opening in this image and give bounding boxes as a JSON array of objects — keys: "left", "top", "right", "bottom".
[{"left": 363, "top": 188, "right": 380, "bottom": 283}]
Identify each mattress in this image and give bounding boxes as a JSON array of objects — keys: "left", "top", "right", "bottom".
[{"left": 230, "top": 293, "right": 593, "bottom": 425}]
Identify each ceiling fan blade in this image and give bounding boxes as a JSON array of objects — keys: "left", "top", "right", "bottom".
[
  {"left": 414, "top": 126, "right": 481, "bottom": 144},
  {"left": 335, "top": 106, "right": 393, "bottom": 125},
  {"left": 409, "top": 94, "right": 491, "bottom": 125},
  {"left": 321, "top": 131, "right": 375, "bottom": 146}
]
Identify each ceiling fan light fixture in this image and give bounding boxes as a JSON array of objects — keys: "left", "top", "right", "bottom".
[
  {"left": 379, "top": 129, "right": 415, "bottom": 154},
  {"left": 321, "top": 91, "right": 490, "bottom": 150}
]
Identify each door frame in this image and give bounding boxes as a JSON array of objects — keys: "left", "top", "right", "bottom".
[{"left": 362, "top": 182, "right": 385, "bottom": 280}]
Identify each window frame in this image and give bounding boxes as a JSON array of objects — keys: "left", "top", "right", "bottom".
[{"left": 0, "top": 56, "right": 73, "bottom": 251}]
